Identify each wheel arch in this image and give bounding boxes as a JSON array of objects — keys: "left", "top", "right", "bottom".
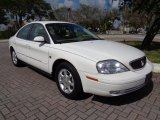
[
  {"left": 10, "top": 46, "right": 14, "bottom": 52},
  {"left": 52, "top": 59, "right": 77, "bottom": 77},
  {"left": 52, "top": 58, "right": 84, "bottom": 98}
]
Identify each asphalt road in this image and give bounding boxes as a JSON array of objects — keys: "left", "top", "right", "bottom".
[
  {"left": 0, "top": 42, "right": 160, "bottom": 120},
  {"left": 98, "top": 34, "right": 160, "bottom": 42}
]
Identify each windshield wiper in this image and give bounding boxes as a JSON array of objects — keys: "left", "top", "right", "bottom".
[
  {"left": 56, "top": 39, "right": 81, "bottom": 44},
  {"left": 55, "top": 37, "right": 100, "bottom": 44},
  {"left": 82, "top": 37, "right": 98, "bottom": 41}
]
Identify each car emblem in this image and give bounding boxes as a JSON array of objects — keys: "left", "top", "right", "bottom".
[{"left": 141, "top": 60, "right": 144, "bottom": 66}]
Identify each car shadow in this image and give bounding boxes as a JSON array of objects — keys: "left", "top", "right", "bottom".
[
  {"left": 22, "top": 66, "right": 154, "bottom": 102},
  {"left": 27, "top": 66, "right": 53, "bottom": 81},
  {"left": 27, "top": 66, "right": 93, "bottom": 100},
  {"left": 92, "top": 80, "right": 153, "bottom": 105}
]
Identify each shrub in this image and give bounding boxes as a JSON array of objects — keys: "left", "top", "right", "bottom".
[{"left": 0, "top": 30, "right": 16, "bottom": 39}]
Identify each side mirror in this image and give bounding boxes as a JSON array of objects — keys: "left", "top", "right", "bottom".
[{"left": 33, "top": 36, "right": 45, "bottom": 42}]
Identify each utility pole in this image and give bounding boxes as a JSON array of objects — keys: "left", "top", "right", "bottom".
[
  {"left": 67, "top": 8, "right": 71, "bottom": 22},
  {"left": 119, "top": 0, "right": 125, "bottom": 34}
]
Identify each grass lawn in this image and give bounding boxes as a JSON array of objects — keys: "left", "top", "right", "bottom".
[{"left": 121, "top": 41, "right": 160, "bottom": 63}]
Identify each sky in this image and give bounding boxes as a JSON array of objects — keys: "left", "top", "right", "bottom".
[{"left": 45, "top": 0, "right": 120, "bottom": 10}]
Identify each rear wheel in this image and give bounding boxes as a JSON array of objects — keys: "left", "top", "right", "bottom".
[
  {"left": 55, "top": 62, "right": 83, "bottom": 99},
  {"left": 11, "top": 49, "right": 23, "bottom": 67}
]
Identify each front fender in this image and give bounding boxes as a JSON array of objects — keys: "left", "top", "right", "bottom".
[{"left": 48, "top": 47, "right": 97, "bottom": 74}]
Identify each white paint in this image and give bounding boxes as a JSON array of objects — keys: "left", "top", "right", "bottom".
[{"left": 9, "top": 21, "right": 153, "bottom": 97}]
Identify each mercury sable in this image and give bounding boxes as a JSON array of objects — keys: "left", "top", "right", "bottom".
[{"left": 9, "top": 21, "right": 153, "bottom": 99}]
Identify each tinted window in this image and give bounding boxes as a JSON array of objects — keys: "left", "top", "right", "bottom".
[
  {"left": 17, "top": 24, "right": 32, "bottom": 40},
  {"left": 29, "top": 24, "right": 49, "bottom": 43},
  {"left": 46, "top": 23, "right": 99, "bottom": 43}
]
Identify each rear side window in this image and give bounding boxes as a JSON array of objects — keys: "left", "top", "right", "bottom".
[{"left": 17, "top": 24, "right": 32, "bottom": 40}]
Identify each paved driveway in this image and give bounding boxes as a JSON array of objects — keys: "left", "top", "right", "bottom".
[{"left": 0, "top": 42, "right": 160, "bottom": 120}]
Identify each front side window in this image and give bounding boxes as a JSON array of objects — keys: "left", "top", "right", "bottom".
[
  {"left": 29, "top": 23, "right": 50, "bottom": 43},
  {"left": 46, "top": 23, "right": 100, "bottom": 43},
  {"left": 17, "top": 24, "right": 32, "bottom": 40}
]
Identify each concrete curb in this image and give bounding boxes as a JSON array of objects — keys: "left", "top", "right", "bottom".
[
  {"left": 0, "top": 39, "right": 160, "bottom": 73},
  {"left": 153, "top": 63, "right": 160, "bottom": 73},
  {"left": 0, "top": 39, "right": 8, "bottom": 43}
]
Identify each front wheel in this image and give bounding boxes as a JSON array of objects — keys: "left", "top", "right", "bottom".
[{"left": 55, "top": 62, "right": 83, "bottom": 99}]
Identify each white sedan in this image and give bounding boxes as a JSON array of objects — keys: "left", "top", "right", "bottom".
[{"left": 9, "top": 21, "right": 153, "bottom": 99}]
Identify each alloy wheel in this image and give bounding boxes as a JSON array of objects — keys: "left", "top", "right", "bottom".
[{"left": 58, "top": 69, "right": 74, "bottom": 94}]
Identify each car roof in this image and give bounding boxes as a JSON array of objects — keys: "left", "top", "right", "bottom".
[{"left": 30, "top": 21, "right": 72, "bottom": 25}]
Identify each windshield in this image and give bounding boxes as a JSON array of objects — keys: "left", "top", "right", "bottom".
[{"left": 46, "top": 23, "right": 100, "bottom": 43}]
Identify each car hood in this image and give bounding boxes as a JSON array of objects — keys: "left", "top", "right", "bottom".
[{"left": 57, "top": 40, "right": 145, "bottom": 63}]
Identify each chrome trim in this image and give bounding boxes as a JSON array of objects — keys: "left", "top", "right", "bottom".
[{"left": 129, "top": 56, "right": 146, "bottom": 70}]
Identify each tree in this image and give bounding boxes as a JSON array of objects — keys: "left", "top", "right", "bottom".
[
  {"left": 128, "top": 12, "right": 147, "bottom": 33},
  {"left": 100, "top": 11, "right": 114, "bottom": 33},
  {"left": 33, "top": 0, "right": 51, "bottom": 20},
  {"left": 119, "top": 0, "right": 132, "bottom": 33},
  {"left": 0, "top": 9, "right": 7, "bottom": 24},
  {"left": 54, "top": 7, "right": 68, "bottom": 21},
  {"left": 73, "top": 4, "right": 107, "bottom": 32},
  {"left": 133, "top": 0, "right": 160, "bottom": 50},
  {"left": 74, "top": 4, "right": 102, "bottom": 23},
  {"left": 0, "top": 0, "right": 51, "bottom": 27}
]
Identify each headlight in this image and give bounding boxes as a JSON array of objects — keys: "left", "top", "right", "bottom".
[{"left": 96, "top": 60, "right": 129, "bottom": 74}]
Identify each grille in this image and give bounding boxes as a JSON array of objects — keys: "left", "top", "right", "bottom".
[{"left": 130, "top": 56, "right": 146, "bottom": 70}]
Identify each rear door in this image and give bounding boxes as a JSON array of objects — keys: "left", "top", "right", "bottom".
[{"left": 15, "top": 24, "right": 32, "bottom": 62}]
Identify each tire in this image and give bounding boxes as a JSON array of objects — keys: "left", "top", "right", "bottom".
[
  {"left": 11, "top": 49, "right": 23, "bottom": 67},
  {"left": 55, "top": 62, "right": 83, "bottom": 99}
]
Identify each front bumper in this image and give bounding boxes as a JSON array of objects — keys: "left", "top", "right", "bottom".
[
  {"left": 109, "top": 72, "right": 152, "bottom": 96},
  {"left": 79, "top": 62, "right": 153, "bottom": 96}
]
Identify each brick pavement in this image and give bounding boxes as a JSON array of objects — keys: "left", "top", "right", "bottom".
[{"left": 0, "top": 42, "right": 160, "bottom": 120}]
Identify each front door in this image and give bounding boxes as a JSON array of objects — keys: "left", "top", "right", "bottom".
[{"left": 27, "top": 23, "right": 50, "bottom": 73}]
